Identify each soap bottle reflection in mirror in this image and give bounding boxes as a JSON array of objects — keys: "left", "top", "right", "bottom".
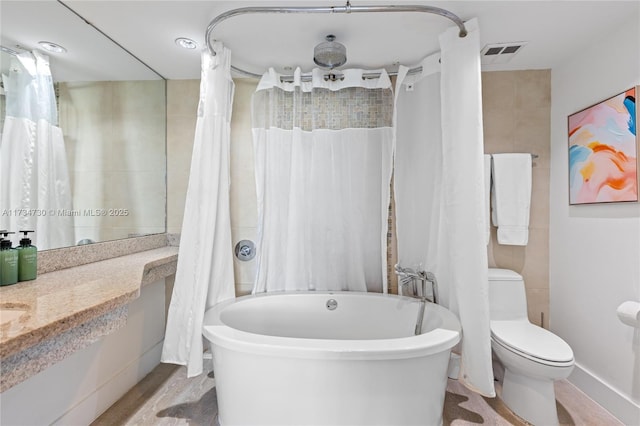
[
  {"left": 17, "top": 231, "right": 37, "bottom": 282},
  {"left": 0, "top": 231, "right": 18, "bottom": 286}
]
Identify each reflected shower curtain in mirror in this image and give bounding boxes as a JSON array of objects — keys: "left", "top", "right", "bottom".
[
  {"left": 0, "top": 51, "right": 73, "bottom": 250},
  {"left": 162, "top": 43, "right": 235, "bottom": 378},
  {"left": 252, "top": 68, "right": 394, "bottom": 293}
]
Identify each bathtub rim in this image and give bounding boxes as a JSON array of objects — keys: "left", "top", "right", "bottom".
[{"left": 203, "top": 291, "right": 461, "bottom": 361}]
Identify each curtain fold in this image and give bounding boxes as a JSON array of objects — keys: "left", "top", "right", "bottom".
[
  {"left": 394, "top": 18, "right": 495, "bottom": 397},
  {"left": 252, "top": 68, "right": 394, "bottom": 293},
  {"left": 439, "top": 18, "right": 494, "bottom": 397},
  {"left": 0, "top": 51, "right": 73, "bottom": 250},
  {"left": 393, "top": 54, "right": 443, "bottom": 299},
  {"left": 162, "top": 43, "right": 235, "bottom": 378}
]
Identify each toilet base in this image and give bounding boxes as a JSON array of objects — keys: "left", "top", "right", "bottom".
[{"left": 502, "top": 368, "right": 559, "bottom": 426}]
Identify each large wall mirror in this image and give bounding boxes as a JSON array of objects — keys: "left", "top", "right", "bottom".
[{"left": 1, "top": 1, "right": 166, "bottom": 251}]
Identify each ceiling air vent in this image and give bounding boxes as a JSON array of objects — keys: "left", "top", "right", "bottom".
[{"left": 481, "top": 42, "right": 528, "bottom": 65}]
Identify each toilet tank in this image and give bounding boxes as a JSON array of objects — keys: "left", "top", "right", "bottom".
[{"left": 488, "top": 268, "right": 528, "bottom": 321}]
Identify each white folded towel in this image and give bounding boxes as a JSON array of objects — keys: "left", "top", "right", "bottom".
[
  {"left": 484, "top": 154, "right": 492, "bottom": 245},
  {"left": 491, "top": 153, "right": 532, "bottom": 245}
]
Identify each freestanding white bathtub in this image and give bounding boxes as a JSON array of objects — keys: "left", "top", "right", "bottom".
[{"left": 203, "top": 291, "right": 461, "bottom": 426}]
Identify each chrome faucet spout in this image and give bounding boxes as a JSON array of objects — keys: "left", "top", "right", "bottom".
[
  {"left": 414, "top": 298, "right": 426, "bottom": 335},
  {"left": 395, "top": 265, "right": 439, "bottom": 335}
]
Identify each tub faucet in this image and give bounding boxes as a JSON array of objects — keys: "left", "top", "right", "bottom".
[
  {"left": 395, "top": 265, "right": 439, "bottom": 335},
  {"left": 395, "top": 265, "right": 438, "bottom": 304}
]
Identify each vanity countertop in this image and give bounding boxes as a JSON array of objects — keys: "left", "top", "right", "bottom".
[{"left": 0, "top": 246, "right": 178, "bottom": 360}]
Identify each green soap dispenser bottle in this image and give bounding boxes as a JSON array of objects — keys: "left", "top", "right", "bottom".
[
  {"left": 17, "top": 230, "right": 37, "bottom": 282},
  {"left": 0, "top": 231, "right": 18, "bottom": 286},
  {"left": 0, "top": 232, "right": 4, "bottom": 284}
]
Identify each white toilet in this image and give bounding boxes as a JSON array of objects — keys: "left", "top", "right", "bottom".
[{"left": 488, "top": 268, "right": 575, "bottom": 426}]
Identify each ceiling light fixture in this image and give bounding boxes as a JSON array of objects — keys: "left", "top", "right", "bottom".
[
  {"left": 175, "top": 37, "right": 198, "bottom": 50},
  {"left": 38, "top": 41, "right": 67, "bottom": 53}
]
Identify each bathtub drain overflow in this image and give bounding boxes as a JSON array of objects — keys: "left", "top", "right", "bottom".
[{"left": 326, "top": 299, "right": 338, "bottom": 310}]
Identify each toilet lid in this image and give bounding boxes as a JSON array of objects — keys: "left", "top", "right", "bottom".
[
  {"left": 487, "top": 268, "right": 522, "bottom": 281},
  {"left": 491, "top": 320, "right": 574, "bottom": 364}
]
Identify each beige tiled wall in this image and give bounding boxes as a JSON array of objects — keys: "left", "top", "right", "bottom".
[
  {"left": 166, "top": 79, "right": 199, "bottom": 235},
  {"left": 229, "top": 79, "right": 259, "bottom": 295},
  {"left": 58, "top": 80, "right": 166, "bottom": 244},
  {"left": 482, "top": 70, "right": 551, "bottom": 328},
  {"left": 167, "top": 78, "right": 258, "bottom": 296},
  {"left": 168, "top": 70, "right": 551, "bottom": 312}
]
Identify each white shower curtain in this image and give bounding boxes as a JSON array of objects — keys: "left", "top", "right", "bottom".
[
  {"left": 394, "top": 54, "right": 443, "bottom": 291},
  {"left": 162, "top": 43, "right": 235, "bottom": 378},
  {"left": 394, "top": 19, "right": 495, "bottom": 397},
  {"left": 0, "top": 51, "right": 73, "bottom": 250},
  {"left": 252, "top": 68, "right": 394, "bottom": 293}
]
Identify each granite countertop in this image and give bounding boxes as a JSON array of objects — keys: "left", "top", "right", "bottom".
[{"left": 0, "top": 246, "right": 178, "bottom": 361}]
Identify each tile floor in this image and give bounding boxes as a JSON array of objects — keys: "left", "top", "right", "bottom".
[{"left": 93, "top": 361, "right": 622, "bottom": 426}]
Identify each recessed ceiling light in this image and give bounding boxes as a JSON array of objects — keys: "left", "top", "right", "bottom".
[
  {"left": 38, "top": 41, "right": 67, "bottom": 53},
  {"left": 175, "top": 37, "right": 198, "bottom": 50}
]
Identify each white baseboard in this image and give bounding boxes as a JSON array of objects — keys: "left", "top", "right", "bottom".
[{"left": 569, "top": 363, "right": 640, "bottom": 426}]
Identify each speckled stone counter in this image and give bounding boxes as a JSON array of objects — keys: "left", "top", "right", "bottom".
[{"left": 0, "top": 245, "right": 178, "bottom": 391}]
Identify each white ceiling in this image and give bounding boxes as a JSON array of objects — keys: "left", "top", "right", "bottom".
[{"left": 1, "top": 1, "right": 638, "bottom": 81}]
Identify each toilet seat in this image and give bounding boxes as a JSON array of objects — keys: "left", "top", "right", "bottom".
[{"left": 491, "top": 320, "right": 574, "bottom": 367}]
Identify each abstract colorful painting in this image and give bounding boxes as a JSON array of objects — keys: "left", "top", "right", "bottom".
[{"left": 568, "top": 87, "right": 638, "bottom": 204}]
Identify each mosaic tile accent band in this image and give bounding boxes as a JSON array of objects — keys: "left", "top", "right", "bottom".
[{"left": 253, "top": 86, "right": 394, "bottom": 130}]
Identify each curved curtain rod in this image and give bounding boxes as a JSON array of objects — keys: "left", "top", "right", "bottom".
[{"left": 205, "top": 2, "right": 468, "bottom": 79}]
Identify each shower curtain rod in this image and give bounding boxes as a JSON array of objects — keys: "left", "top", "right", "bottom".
[{"left": 205, "top": 2, "right": 468, "bottom": 80}]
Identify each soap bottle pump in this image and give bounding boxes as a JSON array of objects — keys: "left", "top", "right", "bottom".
[
  {"left": 17, "top": 230, "right": 37, "bottom": 282},
  {"left": 0, "top": 231, "right": 18, "bottom": 286}
]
